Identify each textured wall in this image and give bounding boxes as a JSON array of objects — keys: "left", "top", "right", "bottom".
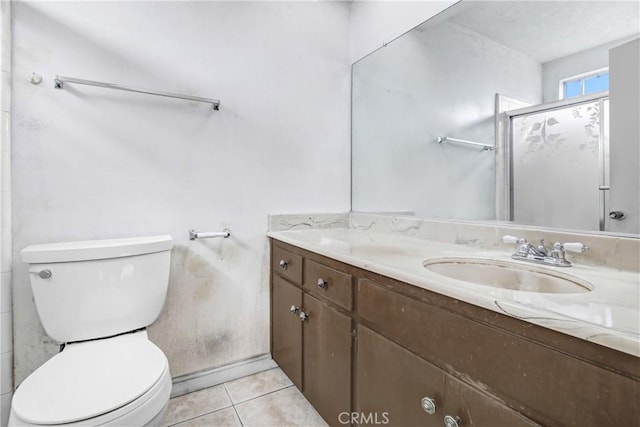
[
  {"left": 349, "top": 0, "right": 455, "bottom": 63},
  {"left": 11, "top": 1, "right": 351, "bottom": 385}
]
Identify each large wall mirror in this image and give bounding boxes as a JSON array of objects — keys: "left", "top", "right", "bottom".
[{"left": 352, "top": 1, "right": 640, "bottom": 236}]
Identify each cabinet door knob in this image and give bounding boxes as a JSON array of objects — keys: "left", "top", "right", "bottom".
[
  {"left": 420, "top": 397, "right": 436, "bottom": 415},
  {"left": 290, "top": 305, "right": 299, "bottom": 314},
  {"left": 443, "top": 415, "right": 461, "bottom": 427},
  {"left": 279, "top": 260, "right": 288, "bottom": 269},
  {"left": 317, "top": 278, "right": 327, "bottom": 289},
  {"left": 299, "top": 311, "right": 309, "bottom": 322}
]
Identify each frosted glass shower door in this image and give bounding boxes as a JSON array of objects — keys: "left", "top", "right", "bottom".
[{"left": 511, "top": 99, "right": 606, "bottom": 231}]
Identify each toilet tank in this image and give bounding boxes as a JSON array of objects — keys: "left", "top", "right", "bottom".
[{"left": 21, "top": 235, "right": 173, "bottom": 343}]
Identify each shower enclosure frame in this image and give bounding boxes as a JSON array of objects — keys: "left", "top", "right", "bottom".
[{"left": 496, "top": 92, "right": 610, "bottom": 231}]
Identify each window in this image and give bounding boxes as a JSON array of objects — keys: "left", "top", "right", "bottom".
[{"left": 560, "top": 69, "right": 609, "bottom": 99}]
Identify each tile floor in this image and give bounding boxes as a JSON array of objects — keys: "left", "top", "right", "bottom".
[{"left": 162, "top": 368, "right": 328, "bottom": 427}]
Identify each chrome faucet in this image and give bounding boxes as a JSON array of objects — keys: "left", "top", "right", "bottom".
[{"left": 503, "top": 235, "right": 588, "bottom": 267}]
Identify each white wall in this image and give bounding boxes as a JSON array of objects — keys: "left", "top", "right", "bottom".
[
  {"left": 352, "top": 20, "right": 541, "bottom": 220},
  {"left": 0, "top": 1, "right": 12, "bottom": 424},
  {"left": 11, "top": 1, "right": 351, "bottom": 385},
  {"left": 349, "top": 0, "right": 456, "bottom": 63}
]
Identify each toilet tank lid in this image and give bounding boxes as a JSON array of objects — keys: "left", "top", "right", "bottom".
[{"left": 21, "top": 234, "right": 173, "bottom": 264}]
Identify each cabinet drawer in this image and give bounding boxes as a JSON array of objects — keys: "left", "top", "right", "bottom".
[
  {"left": 304, "top": 260, "right": 352, "bottom": 310},
  {"left": 273, "top": 245, "right": 303, "bottom": 285}
]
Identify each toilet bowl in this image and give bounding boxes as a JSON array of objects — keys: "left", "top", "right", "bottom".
[
  {"left": 9, "top": 235, "right": 174, "bottom": 427},
  {"left": 9, "top": 331, "right": 172, "bottom": 426}
]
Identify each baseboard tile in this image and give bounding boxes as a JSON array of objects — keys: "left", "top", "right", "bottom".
[{"left": 170, "top": 354, "right": 277, "bottom": 398}]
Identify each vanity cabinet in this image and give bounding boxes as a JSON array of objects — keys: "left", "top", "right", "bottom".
[
  {"left": 271, "top": 245, "right": 352, "bottom": 426},
  {"left": 271, "top": 275, "right": 302, "bottom": 388},
  {"left": 356, "top": 324, "right": 446, "bottom": 427},
  {"left": 302, "top": 293, "right": 352, "bottom": 424},
  {"left": 270, "top": 240, "right": 640, "bottom": 427},
  {"left": 356, "top": 324, "right": 537, "bottom": 427}
]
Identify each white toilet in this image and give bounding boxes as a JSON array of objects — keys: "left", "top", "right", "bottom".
[{"left": 9, "top": 235, "right": 174, "bottom": 427}]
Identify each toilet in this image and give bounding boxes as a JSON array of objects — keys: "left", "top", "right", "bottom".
[{"left": 9, "top": 235, "right": 174, "bottom": 427}]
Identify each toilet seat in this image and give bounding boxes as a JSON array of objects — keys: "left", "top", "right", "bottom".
[{"left": 11, "top": 331, "right": 169, "bottom": 426}]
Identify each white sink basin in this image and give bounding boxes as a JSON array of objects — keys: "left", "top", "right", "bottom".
[{"left": 423, "top": 258, "right": 593, "bottom": 294}]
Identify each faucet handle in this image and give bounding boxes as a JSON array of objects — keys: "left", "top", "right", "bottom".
[
  {"left": 502, "top": 235, "right": 522, "bottom": 244},
  {"left": 562, "top": 242, "right": 589, "bottom": 253}
]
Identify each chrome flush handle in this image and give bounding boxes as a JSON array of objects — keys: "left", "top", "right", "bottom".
[{"left": 31, "top": 269, "right": 52, "bottom": 279}]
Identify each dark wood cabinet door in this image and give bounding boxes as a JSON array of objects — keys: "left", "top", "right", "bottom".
[
  {"left": 444, "top": 375, "right": 540, "bottom": 427},
  {"left": 272, "top": 275, "right": 302, "bottom": 389},
  {"left": 355, "top": 325, "right": 445, "bottom": 427},
  {"left": 302, "top": 293, "right": 352, "bottom": 427}
]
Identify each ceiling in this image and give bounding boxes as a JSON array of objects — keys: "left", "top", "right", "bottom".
[{"left": 446, "top": 1, "right": 640, "bottom": 63}]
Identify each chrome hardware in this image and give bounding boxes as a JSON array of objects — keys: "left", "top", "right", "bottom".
[
  {"left": 299, "top": 311, "right": 308, "bottom": 322},
  {"left": 502, "top": 235, "right": 588, "bottom": 267},
  {"left": 290, "top": 305, "right": 299, "bottom": 314},
  {"left": 317, "top": 278, "right": 327, "bottom": 289},
  {"left": 189, "top": 229, "right": 230, "bottom": 240},
  {"left": 29, "top": 72, "right": 43, "bottom": 85},
  {"left": 436, "top": 136, "right": 494, "bottom": 151},
  {"left": 53, "top": 75, "right": 221, "bottom": 110},
  {"left": 31, "top": 269, "right": 52, "bottom": 279},
  {"left": 536, "top": 239, "right": 548, "bottom": 256},
  {"left": 609, "top": 211, "right": 626, "bottom": 220},
  {"left": 279, "top": 260, "right": 288, "bottom": 269},
  {"left": 443, "top": 415, "right": 461, "bottom": 427},
  {"left": 420, "top": 397, "right": 436, "bottom": 415}
]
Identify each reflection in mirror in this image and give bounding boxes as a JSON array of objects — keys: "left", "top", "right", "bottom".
[{"left": 352, "top": 1, "right": 639, "bottom": 235}]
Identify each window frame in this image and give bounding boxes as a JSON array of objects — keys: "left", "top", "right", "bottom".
[{"left": 558, "top": 67, "right": 609, "bottom": 100}]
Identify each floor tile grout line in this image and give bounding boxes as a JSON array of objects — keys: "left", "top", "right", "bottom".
[
  {"left": 222, "top": 382, "right": 233, "bottom": 403},
  {"left": 233, "top": 384, "right": 295, "bottom": 406},
  {"left": 231, "top": 403, "right": 245, "bottom": 427}
]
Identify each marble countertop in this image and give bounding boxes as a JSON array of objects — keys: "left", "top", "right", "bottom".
[{"left": 267, "top": 228, "right": 640, "bottom": 357}]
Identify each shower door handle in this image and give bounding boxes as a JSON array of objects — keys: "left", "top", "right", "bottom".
[{"left": 598, "top": 186, "right": 610, "bottom": 231}]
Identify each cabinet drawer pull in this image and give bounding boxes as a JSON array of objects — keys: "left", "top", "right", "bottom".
[
  {"left": 290, "top": 305, "right": 299, "bottom": 314},
  {"left": 420, "top": 397, "right": 436, "bottom": 415},
  {"left": 299, "top": 311, "right": 309, "bottom": 322},
  {"left": 317, "top": 278, "right": 327, "bottom": 289},
  {"left": 443, "top": 415, "right": 461, "bottom": 427},
  {"left": 279, "top": 260, "right": 288, "bottom": 269}
]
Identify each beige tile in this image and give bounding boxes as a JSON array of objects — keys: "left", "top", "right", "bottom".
[
  {"left": 161, "top": 385, "right": 232, "bottom": 427},
  {"left": 174, "top": 407, "right": 242, "bottom": 427},
  {"left": 235, "top": 386, "right": 327, "bottom": 427},
  {"left": 224, "top": 368, "right": 293, "bottom": 404}
]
